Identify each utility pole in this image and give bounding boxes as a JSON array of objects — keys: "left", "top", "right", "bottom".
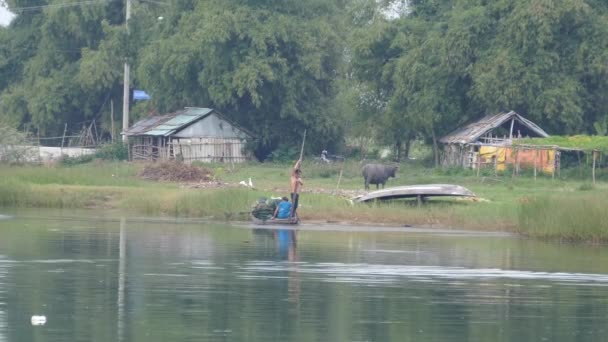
[{"left": 122, "top": 0, "right": 131, "bottom": 142}]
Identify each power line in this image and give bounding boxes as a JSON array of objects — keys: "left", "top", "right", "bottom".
[{"left": 11, "top": 0, "right": 115, "bottom": 13}]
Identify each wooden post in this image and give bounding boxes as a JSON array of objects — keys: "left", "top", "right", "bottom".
[
  {"left": 552, "top": 149, "right": 556, "bottom": 180},
  {"left": 92, "top": 120, "right": 99, "bottom": 146},
  {"left": 592, "top": 150, "right": 597, "bottom": 185},
  {"left": 111, "top": 99, "right": 115, "bottom": 142},
  {"left": 336, "top": 168, "right": 343, "bottom": 192},
  {"left": 476, "top": 152, "right": 481, "bottom": 177},
  {"left": 557, "top": 151, "right": 561, "bottom": 178},
  {"left": 512, "top": 146, "right": 518, "bottom": 179},
  {"left": 60, "top": 123, "right": 67, "bottom": 152},
  {"left": 533, "top": 149, "right": 537, "bottom": 181},
  {"left": 516, "top": 147, "right": 521, "bottom": 175},
  {"left": 577, "top": 151, "right": 582, "bottom": 177}
]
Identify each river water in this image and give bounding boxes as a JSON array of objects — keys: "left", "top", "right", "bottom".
[{"left": 0, "top": 209, "right": 607, "bottom": 342}]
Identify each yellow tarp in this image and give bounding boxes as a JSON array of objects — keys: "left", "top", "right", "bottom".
[{"left": 478, "top": 146, "right": 555, "bottom": 174}]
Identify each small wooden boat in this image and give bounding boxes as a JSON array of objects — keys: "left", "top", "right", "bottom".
[
  {"left": 354, "top": 184, "right": 476, "bottom": 203},
  {"left": 250, "top": 212, "right": 299, "bottom": 225}
]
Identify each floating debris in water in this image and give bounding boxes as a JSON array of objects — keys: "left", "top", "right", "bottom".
[{"left": 31, "top": 315, "right": 46, "bottom": 326}]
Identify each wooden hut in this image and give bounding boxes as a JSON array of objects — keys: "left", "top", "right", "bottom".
[
  {"left": 440, "top": 111, "right": 551, "bottom": 171},
  {"left": 123, "top": 107, "right": 253, "bottom": 163}
]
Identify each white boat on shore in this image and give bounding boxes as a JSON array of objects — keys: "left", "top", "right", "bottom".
[{"left": 354, "top": 184, "right": 476, "bottom": 203}]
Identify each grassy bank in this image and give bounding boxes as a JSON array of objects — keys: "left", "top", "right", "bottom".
[
  {"left": 518, "top": 191, "right": 608, "bottom": 243},
  {"left": 0, "top": 161, "right": 606, "bottom": 242}
]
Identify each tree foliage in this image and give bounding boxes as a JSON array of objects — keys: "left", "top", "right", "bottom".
[
  {"left": 2, "top": 0, "right": 608, "bottom": 161},
  {"left": 134, "top": 0, "right": 345, "bottom": 158},
  {"left": 0, "top": 0, "right": 125, "bottom": 137},
  {"left": 351, "top": 0, "right": 608, "bottom": 162},
  {"left": 0, "top": 0, "right": 346, "bottom": 158}
]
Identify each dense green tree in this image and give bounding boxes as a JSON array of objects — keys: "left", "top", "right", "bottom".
[
  {"left": 3, "top": 0, "right": 608, "bottom": 160},
  {"left": 352, "top": 0, "right": 608, "bottom": 164},
  {"left": 1, "top": 0, "right": 348, "bottom": 158},
  {"left": 135, "top": 0, "right": 345, "bottom": 158},
  {"left": 0, "top": 0, "right": 126, "bottom": 137}
]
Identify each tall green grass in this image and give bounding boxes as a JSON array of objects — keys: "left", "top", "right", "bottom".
[
  {"left": 172, "top": 188, "right": 264, "bottom": 217},
  {"left": 0, "top": 179, "right": 30, "bottom": 207},
  {"left": 0, "top": 179, "right": 121, "bottom": 208},
  {"left": 0, "top": 162, "right": 147, "bottom": 187},
  {"left": 518, "top": 193, "right": 608, "bottom": 242},
  {"left": 121, "top": 187, "right": 269, "bottom": 218},
  {"left": 2, "top": 161, "right": 608, "bottom": 243}
]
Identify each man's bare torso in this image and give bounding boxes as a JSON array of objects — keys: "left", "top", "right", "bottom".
[{"left": 290, "top": 159, "right": 303, "bottom": 193}]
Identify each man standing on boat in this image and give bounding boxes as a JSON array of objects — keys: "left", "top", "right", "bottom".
[{"left": 290, "top": 158, "right": 303, "bottom": 218}]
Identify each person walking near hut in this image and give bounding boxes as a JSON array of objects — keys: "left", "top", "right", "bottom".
[{"left": 290, "top": 159, "right": 303, "bottom": 218}]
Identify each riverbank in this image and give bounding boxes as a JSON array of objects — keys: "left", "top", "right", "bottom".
[{"left": 0, "top": 161, "right": 607, "bottom": 242}]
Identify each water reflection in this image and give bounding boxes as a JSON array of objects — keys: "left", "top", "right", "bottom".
[
  {"left": 0, "top": 254, "right": 8, "bottom": 342},
  {"left": 274, "top": 229, "right": 297, "bottom": 261},
  {"left": 276, "top": 228, "right": 300, "bottom": 313},
  {"left": 1, "top": 211, "right": 608, "bottom": 342},
  {"left": 117, "top": 218, "right": 126, "bottom": 342}
]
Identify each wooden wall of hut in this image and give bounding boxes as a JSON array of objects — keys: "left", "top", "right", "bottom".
[
  {"left": 442, "top": 144, "right": 475, "bottom": 168},
  {"left": 171, "top": 137, "right": 248, "bottom": 164},
  {"left": 130, "top": 136, "right": 159, "bottom": 160},
  {"left": 129, "top": 137, "right": 249, "bottom": 163}
]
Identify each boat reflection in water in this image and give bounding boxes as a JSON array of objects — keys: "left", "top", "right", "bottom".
[
  {"left": 274, "top": 228, "right": 300, "bottom": 314},
  {"left": 275, "top": 229, "right": 297, "bottom": 261}
]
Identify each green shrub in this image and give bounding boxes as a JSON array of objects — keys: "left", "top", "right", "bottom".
[
  {"left": 94, "top": 142, "right": 128, "bottom": 160},
  {"left": 59, "top": 154, "right": 95, "bottom": 166},
  {"left": 268, "top": 145, "right": 299, "bottom": 162},
  {"left": 578, "top": 183, "right": 594, "bottom": 191}
]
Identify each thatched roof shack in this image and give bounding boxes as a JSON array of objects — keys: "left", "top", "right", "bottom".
[
  {"left": 440, "top": 111, "right": 550, "bottom": 169},
  {"left": 124, "top": 107, "right": 253, "bottom": 163}
]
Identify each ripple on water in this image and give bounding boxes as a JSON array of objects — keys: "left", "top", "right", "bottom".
[{"left": 238, "top": 262, "right": 608, "bottom": 285}]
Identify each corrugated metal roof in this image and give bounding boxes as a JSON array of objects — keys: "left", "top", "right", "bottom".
[
  {"left": 440, "top": 111, "right": 549, "bottom": 144},
  {"left": 123, "top": 107, "right": 215, "bottom": 137}
]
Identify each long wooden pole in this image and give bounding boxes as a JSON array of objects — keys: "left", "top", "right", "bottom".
[
  {"left": 122, "top": 0, "right": 131, "bottom": 143},
  {"left": 111, "top": 99, "right": 115, "bottom": 142},
  {"left": 335, "top": 158, "right": 345, "bottom": 192},
  {"left": 552, "top": 149, "right": 556, "bottom": 180},
  {"left": 60, "top": 123, "right": 67, "bottom": 150},
  {"left": 592, "top": 150, "right": 597, "bottom": 185},
  {"left": 299, "top": 129, "right": 307, "bottom": 160},
  {"left": 533, "top": 149, "right": 537, "bottom": 181},
  {"left": 512, "top": 146, "right": 517, "bottom": 179}
]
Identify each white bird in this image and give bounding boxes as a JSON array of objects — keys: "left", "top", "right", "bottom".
[
  {"left": 248, "top": 178, "right": 253, "bottom": 188},
  {"left": 239, "top": 180, "right": 247, "bottom": 187}
]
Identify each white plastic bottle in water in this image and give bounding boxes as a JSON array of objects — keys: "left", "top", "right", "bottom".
[{"left": 31, "top": 315, "right": 46, "bottom": 326}]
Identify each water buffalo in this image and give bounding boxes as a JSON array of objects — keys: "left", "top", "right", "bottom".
[{"left": 362, "top": 163, "right": 398, "bottom": 190}]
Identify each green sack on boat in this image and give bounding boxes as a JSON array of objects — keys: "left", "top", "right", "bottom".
[{"left": 251, "top": 197, "right": 281, "bottom": 220}]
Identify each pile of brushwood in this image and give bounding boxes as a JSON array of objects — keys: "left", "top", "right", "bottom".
[
  {"left": 139, "top": 162, "right": 213, "bottom": 182},
  {"left": 251, "top": 197, "right": 281, "bottom": 220}
]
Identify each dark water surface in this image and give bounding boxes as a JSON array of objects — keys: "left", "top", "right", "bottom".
[{"left": 1, "top": 209, "right": 608, "bottom": 342}]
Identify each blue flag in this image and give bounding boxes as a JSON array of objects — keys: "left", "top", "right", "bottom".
[{"left": 133, "top": 90, "right": 151, "bottom": 101}]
